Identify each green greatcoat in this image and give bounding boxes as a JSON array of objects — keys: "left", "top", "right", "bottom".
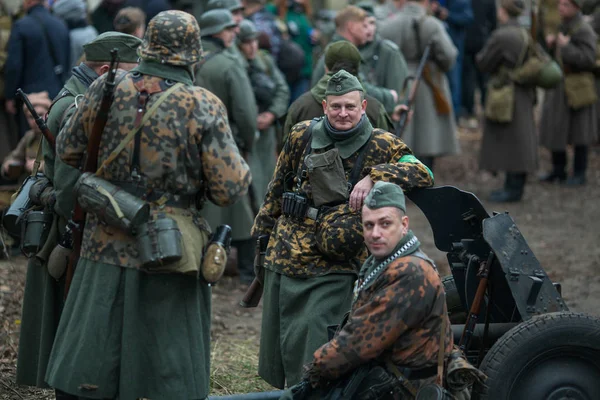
[
  {"left": 359, "top": 35, "right": 409, "bottom": 105},
  {"left": 249, "top": 50, "right": 290, "bottom": 203},
  {"left": 310, "top": 34, "right": 397, "bottom": 113},
  {"left": 15, "top": 74, "right": 88, "bottom": 388},
  {"left": 195, "top": 39, "right": 258, "bottom": 240}
]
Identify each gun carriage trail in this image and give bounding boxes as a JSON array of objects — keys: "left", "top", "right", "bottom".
[{"left": 1, "top": 130, "right": 599, "bottom": 398}]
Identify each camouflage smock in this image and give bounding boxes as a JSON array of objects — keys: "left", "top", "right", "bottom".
[
  {"left": 308, "top": 250, "right": 453, "bottom": 383},
  {"left": 251, "top": 120, "right": 434, "bottom": 278},
  {"left": 58, "top": 70, "right": 251, "bottom": 269}
]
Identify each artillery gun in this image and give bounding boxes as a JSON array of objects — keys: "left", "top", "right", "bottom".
[{"left": 211, "top": 186, "right": 600, "bottom": 400}]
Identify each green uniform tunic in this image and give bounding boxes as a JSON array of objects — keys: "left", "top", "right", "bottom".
[
  {"left": 195, "top": 38, "right": 258, "bottom": 240},
  {"left": 16, "top": 73, "right": 89, "bottom": 388}
]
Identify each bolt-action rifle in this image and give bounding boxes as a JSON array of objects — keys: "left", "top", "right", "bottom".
[
  {"left": 63, "top": 49, "right": 120, "bottom": 296},
  {"left": 395, "top": 41, "right": 432, "bottom": 137},
  {"left": 239, "top": 234, "right": 270, "bottom": 308},
  {"left": 16, "top": 89, "right": 56, "bottom": 150}
]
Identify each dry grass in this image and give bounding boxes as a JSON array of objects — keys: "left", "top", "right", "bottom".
[{"left": 210, "top": 334, "right": 275, "bottom": 395}]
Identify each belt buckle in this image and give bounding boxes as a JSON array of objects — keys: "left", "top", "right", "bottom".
[{"left": 306, "top": 207, "right": 319, "bottom": 220}]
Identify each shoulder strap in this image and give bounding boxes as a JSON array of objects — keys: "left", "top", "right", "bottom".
[
  {"left": 295, "top": 119, "right": 317, "bottom": 187},
  {"left": 517, "top": 28, "right": 530, "bottom": 68},
  {"left": 30, "top": 14, "right": 63, "bottom": 76},
  {"left": 95, "top": 82, "right": 184, "bottom": 176},
  {"left": 348, "top": 135, "right": 373, "bottom": 188},
  {"left": 196, "top": 50, "right": 223, "bottom": 72}
]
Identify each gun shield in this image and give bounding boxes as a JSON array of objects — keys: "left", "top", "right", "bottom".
[{"left": 74, "top": 172, "right": 150, "bottom": 234}]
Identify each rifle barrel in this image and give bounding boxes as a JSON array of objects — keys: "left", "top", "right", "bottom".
[{"left": 16, "top": 88, "right": 56, "bottom": 150}]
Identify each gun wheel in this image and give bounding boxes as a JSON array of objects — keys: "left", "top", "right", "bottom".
[{"left": 473, "top": 312, "right": 600, "bottom": 400}]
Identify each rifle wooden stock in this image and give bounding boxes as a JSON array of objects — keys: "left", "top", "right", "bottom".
[
  {"left": 459, "top": 252, "right": 494, "bottom": 352},
  {"left": 65, "top": 49, "right": 120, "bottom": 297},
  {"left": 422, "top": 65, "right": 451, "bottom": 116},
  {"left": 239, "top": 278, "right": 263, "bottom": 308},
  {"left": 395, "top": 43, "right": 432, "bottom": 137},
  {"left": 16, "top": 89, "right": 56, "bottom": 150}
]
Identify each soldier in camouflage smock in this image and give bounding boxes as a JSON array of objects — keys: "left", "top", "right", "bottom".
[
  {"left": 282, "top": 182, "right": 452, "bottom": 399},
  {"left": 15, "top": 35, "right": 141, "bottom": 399},
  {"left": 45, "top": 11, "right": 251, "bottom": 400},
  {"left": 252, "top": 70, "right": 433, "bottom": 388}
]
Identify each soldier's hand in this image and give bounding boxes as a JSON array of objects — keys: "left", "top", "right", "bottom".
[
  {"left": 350, "top": 176, "right": 374, "bottom": 211},
  {"left": 389, "top": 89, "right": 398, "bottom": 104},
  {"left": 5, "top": 99, "right": 16, "bottom": 115},
  {"left": 546, "top": 34, "right": 556, "bottom": 48},
  {"left": 392, "top": 104, "right": 413, "bottom": 123},
  {"left": 557, "top": 33, "right": 570, "bottom": 47},
  {"left": 257, "top": 112, "right": 275, "bottom": 130}
]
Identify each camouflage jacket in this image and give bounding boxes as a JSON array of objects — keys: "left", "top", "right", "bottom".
[
  {"left": 58, "top": 69, "right": 251, "bottom": 269},
  {"left": 308, "top": 249, "right": 453, "bottom": 383},
  {"left": 251, "top": 120, "right": 433, "bottom": 278}
]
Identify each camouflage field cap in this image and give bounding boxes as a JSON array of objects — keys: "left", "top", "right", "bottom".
[
  {"left": 364, "top": 181, "right": 406, "bottom": 212},
  {"left": 138, "top": 10, "right": 202, "bottom": 66},
  {"left": 324, "top": 41, "right": 362, "bottom": 71},
  {"left": 325, "top": 69, "right": 363, "bottom": 96},
  {"left": 83, "top": 32, "right": 142, "bottom": 63},
  {"left": 200, "top": 9, "right": 237, "bottom": 37},
  {"left": 237, "top": 19, "right": 258, "bottom": 43},
  {"left": 206, "top": 0, "right": 244, "bottom": 12}
]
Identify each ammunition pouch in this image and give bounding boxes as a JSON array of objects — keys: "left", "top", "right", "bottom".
[
  {"left": 201, "top": 224, "right": 231, "bottom": 283},
  {"left": 136, "top": 214, "right": 183, "bottom": 271},
  {"left": 74, "top": 172, "right": 150, "bottom": 234},
  {"left": 315, "top": 203, "right": 364, "bottom": 261},
  {"left": 2, "top": 173, "right": 43, "bottom": 236},
  {"left": 305, "top": 147, "right": 349, "bottom": 208},
  {"left": 20, "top": 209, "right": 53, "bottom": 258},
  {"left": 281, "top": 192, "right": 310, "bottom": 220}
]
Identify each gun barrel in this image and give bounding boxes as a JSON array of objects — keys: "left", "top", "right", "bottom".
[{"left": 16, "top": 89, "right": 56, "bottom": 149}]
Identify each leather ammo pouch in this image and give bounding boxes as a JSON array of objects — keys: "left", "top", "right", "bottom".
[
  {"left": 305, "top": 147, "right": 348, "bottom": 207},
  {"left": 564, "top": 72, "right": 598, "bottom": 110}
]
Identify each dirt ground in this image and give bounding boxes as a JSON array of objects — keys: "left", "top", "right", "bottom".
[{"left": 1, "top": 126, "right": 599, "bottom": 398}]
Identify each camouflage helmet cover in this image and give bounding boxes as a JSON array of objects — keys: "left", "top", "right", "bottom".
[{"left": 138, "top": 10, "right": 202, "bottom": 66}]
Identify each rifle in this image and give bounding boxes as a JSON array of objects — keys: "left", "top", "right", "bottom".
[
  {"left": 239, "top": 234, "right": 270, "bottom": 308},
  {"left": 63, "top": 49, "right": 119, "bottom": 296},
  {"left": 394, "top": 41, "right": 432, "bottom": 137},
  {"left": 16, "top": 89, "right": 56, "bottom": 150}
]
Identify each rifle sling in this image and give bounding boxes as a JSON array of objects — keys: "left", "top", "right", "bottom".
[{"left": 96, "top": 82, "right": 184, "bottom": 176}]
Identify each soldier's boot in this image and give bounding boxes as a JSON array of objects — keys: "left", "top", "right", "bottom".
[
  {"left": 539, "top": 151, "right": 567, "bottom": 182},
  {"left": 565, "top": 145, "right": 587, "bottom": 186},
  {"left": 233, "top": 237, "right": 255, "bottom": 285},
  {"left": 489, "top": 172, "right": 526, "bottom": 203}
]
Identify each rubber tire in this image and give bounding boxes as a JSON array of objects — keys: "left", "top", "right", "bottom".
[
  {"left": 474, "top": 312, "right": 600, "bottom": 400},
  {"left": 442, "top": 275, "right": 467, "bottom": 324}
]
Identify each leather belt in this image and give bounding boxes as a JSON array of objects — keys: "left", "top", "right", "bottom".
[
  {"left": 114, "top": 181, "right": 197, "bottom": 208},
  {"left": 305, "top": 205, "right": 331, "bottom": 221},
  {"left": 398, "top": 364, "right": 438, "bottom": 381}
]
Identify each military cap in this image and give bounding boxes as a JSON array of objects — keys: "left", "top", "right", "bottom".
[
  {"left": 500, "top": 0, "right": 525, "bottom": 16},
  {"left": 200, "top": 9, "right": 237, "bottom": 37},
  {"left": 364, "top": 181, "right": 406, "bottom": 212},
  {"left": 325, "top": 69, "right": 364, "bottom": 96},
  {"left": 356, "top": 1, "right": 375, "bottom": 16},
  {"left": 83, "top": 32, "right": 142, "bottom": 63},
  {"left": 238, "top": 19, "right": 258, "bottom": 42},
  {"left": 139, "top": 11, "right": 202, "bottom": 66},
  {"left": 206, "top": 0, "right": 244, "bottom": 12},
  {"left": 324, "top": 41, "right": 362, "bottom": 71}
]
